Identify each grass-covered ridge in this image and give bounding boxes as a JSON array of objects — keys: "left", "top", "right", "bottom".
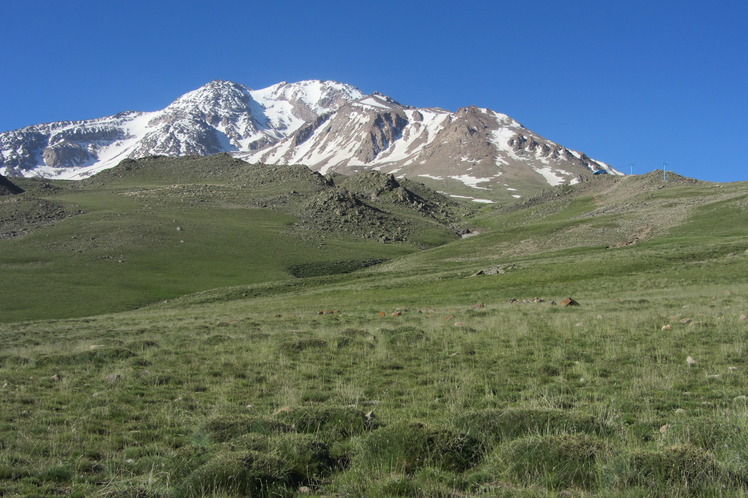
[
  {"left": 0, "top": 161, "right": 747, "bottom": 495},
  {"left": 0, "top": 155, "right": 469, "bottom": 321}
]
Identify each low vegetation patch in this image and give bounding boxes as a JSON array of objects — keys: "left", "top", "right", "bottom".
[{"left": 0, "top": 170, "right": 746, "bottom": 494}]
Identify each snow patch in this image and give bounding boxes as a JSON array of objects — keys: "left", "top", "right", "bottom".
[
  {"left": 449, "top": 174, "right": 494, "bottom": 189},
  {"left": 533, "top": 166, "right": 567, "bottom": 186},
  {"left": 358, "top": 97, "right": 392, "bottom": 110},
  {"left": 449, "top": 194, "right": 495, "bottom": 204}
]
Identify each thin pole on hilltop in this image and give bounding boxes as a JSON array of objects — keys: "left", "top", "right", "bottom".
[
  {"left": 663, "top": 162, "right": 668, "bottom": 182},
  {"left": 629, "top": 162, "right": 635, "bottom": 176}
]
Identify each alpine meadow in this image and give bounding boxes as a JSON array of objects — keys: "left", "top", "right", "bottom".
[{"left": 0, "top": 80, "right": 747, "bottom": 496}]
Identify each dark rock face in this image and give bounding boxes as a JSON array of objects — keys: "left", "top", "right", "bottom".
[
  {"left": 0, "top": 174, "right": 23, "bottom": 195},
  {"left": 43, "top": 140, "right": 92, "bottom": 167}
]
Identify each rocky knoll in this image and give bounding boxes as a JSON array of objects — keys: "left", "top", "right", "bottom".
[{"left": 0, "top": 174, "right": 23, "bottom": 195}]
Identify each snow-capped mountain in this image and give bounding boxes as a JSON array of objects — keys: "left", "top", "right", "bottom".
[
  {"left": 0, "top": 80, "right": 363, "bottom": 179},
  {"left": 0, "top": 79, "right": 620, "bottom": 198},
  {"left": 240, "top": 93, "right": 618, "bottom": 199}
]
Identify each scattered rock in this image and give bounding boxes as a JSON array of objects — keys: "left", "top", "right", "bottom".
[
  {"left": 686, "top": 356, "right": 696, "bottom": 366},
  {"left": 50, "top": 374, "right": 63, "bottom": 382},
  {"left": 659, "top": 424, "right": 670, "bottom": 434},
  {"left": 470, "top": 264, "right": 516, "bottom": 277},
  {"left": 470, "top": 302, "right": 485, "bottom": 310},
  {"left": 559, "top": 297, "right": 580, "bottom": 307},
  {"left": 661, "top": 324, "right": 672, "bottom": 331},
  {"left": 106, "top": 374, "right": 122, "bottom": 383},
  {"left": 740, "top": 314, "right": 748, "bottom": 320}
]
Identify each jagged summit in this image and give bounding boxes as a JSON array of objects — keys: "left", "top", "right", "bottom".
[{"left": 0, "top": 79, "right": 620, "bottom": 199}]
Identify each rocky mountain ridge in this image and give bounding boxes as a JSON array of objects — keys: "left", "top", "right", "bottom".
[{"left": 0, "top": 80, "right": 621, "bottom": 200}]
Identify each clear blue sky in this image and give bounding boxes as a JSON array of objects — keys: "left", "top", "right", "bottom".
[{"left": 1, "top": 0, "right": 746, "bottom": 182}]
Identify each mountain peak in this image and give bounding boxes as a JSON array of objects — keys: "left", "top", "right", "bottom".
[
  {"left": 0, "top": 79, "right": 620, "bottom": 199},
  {"left": 167, "top": 80, "right": 252, "bottom": 111}
]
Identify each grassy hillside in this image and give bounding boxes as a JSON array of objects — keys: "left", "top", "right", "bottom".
[
  {"left": 0, "top": 164, "right": 747, "bottom": 496},
  {"left": 0, "top": 156, "right": 467, "bottom": 321}
]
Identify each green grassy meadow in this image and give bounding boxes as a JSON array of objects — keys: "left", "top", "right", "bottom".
[{"left": 1, "top": 164, "right": 747, "bottom": 496}]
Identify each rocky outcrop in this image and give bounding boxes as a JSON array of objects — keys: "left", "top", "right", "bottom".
[
  {"left": 43, "top": 139, "right": 91, "bottom": 167},
  {"left": 0, "top": 174, "right": 23, "bottom": 195}
]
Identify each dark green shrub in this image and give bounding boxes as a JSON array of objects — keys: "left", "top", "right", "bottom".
[
  {"left": 276, "top": 406, "right": 378, "bottom": 440},
  {"left": 499, "top": 433, "right": 609, "bottom": 490},
  {"left": 37, "top": 464, "right": 74, "bottom": 483},
  {"left": 356, "top": 422, "right": 482, "bottom": 473},
  {"left": 270, "top": 433, "right": 334, "bottom": 481},
  {"left": 341, "top": 328, "right": 369, "bottom": 338},
  {"left": 278, "top": 337, "right": 328, "bottom": 353},
  {"left": 381, "top": 326, "right": 427, "bottom": 345},
  {"left": 36, "top": 347, "right": 136, "bottom": 366},
  {"left": 222, "top": 433, "right": 271, "bottom": 452},
  {"left": 167, "top": 445, "right": 213, "bottom": 482},
  {"left": 456, "top": 407, "right": 616, "bottom": 445},
  {"left": 126, "top": 339, "right": 160, "bottom": 350},
  {"left": 205, "top": 415, "right": 294, "bottom": 442},
  {"left": 0, "top": 354, "right": 30, "bottom": 367},
  {"left": 334, "top": 335, "right": 374, "bottom": 350},
  {"left": 0, "top": 463, "right": 31, "bottom": 480},
  {"left": 177, "top": 450, "right": 294, "bottom": 497},
  {"left": 669, "top": 417, "right": 746, "bottom": 451},
  {"left": 377, "top": 474, "right": 424, "bottom": 496},
  {"left": 624, "top": 444, "right": 720, "bottom": 489},
  {"left": 177, "top": 434, "right": 333, "bottom": 497},
  {"left": 203, "top": 334, "right": 231, "bottom": 345}
]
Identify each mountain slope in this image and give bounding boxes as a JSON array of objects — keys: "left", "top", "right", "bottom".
[
  {"left": 240, "top": 93, "right": 618, "bottom": 200},
  {"left": 0, "top": 80, "right": 619, "bottom": 199},
  {"left": 0, "top": 80, "right": 363, "bottom": 179},
  {"left": 0, "top": 154, "right": 468, "bottom": 321}
]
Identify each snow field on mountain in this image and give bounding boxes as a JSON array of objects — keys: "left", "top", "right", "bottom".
[{"left": 1, "top": 79, "right": 621, "bottom": 201}]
